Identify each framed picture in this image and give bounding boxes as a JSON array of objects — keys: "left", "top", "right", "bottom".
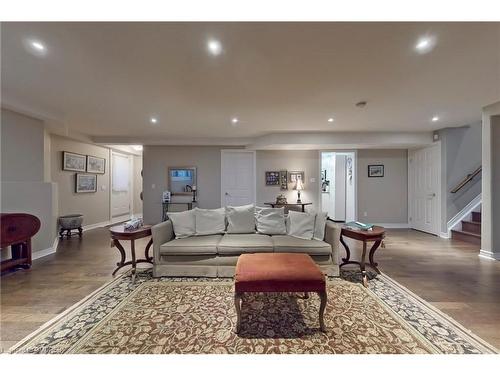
[
  {"left": 63, "top": 151, "right": 86, "bottom": 172},
  {"left": 75, "top": 174, "right": 97, "bottom": 193},
  {"left": 86, "top": 155, "right": 106, "bottom": 174},
  {"left": 368, "top": 164, "right": 384, "bottom": 177},
  {"left": 279, "top": 170, "right": 288, "bottom": 190},
  {"left": 265, "top": 171, "right": 280, "bottom": 186},
  {"left": 288, "top": 171, "right": 305, "bottom": 183}
]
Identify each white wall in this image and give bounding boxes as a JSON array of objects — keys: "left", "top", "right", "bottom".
[{"left": 357, "top": 149, "right": 408, "bottom": 224}]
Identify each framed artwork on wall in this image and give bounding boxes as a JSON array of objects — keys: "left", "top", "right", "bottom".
[
  {"left": 368, "top": 164, "right": 384, "bottom": 177},
  {"left": 265, "top": 171, "right": 280, "bottom": 186},
  {"left": 288, "top": 171, "right": 305, "bottom": 183},
  {"left": 86, "top": 155, "right": 106, "bottom": 174},
  {"left": 279, "top": 170, "right": 288, "bottom": 190},
  {"left": 62, "top": 151, "right": 86, "bottom": 172},
  {"left": 75, "top": 174, "right": 97, "bottom": 193}
]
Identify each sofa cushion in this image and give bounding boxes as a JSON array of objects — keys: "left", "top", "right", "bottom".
[
  {"left": 271, "top": 235, "right": 332, "bottom": 255},
  {"left": 217, "top": 233, "right": 273, "bottom": 255},
  {"left": 313, "top": 212, "right": 328, "bottom": 241},
  {"left": 255, "top": 206, "right": 286, "bottom": 235},
  {"left": 160, "top": 235, "right": 222, "bottom": 255},
  {"left": 287, "top": 210, "right": 316, "bottom": 240},
  {"left": 168, "top": 210, "right": 196, "bottom": 239},
  {"left": 194, "top": 207, "right": 226, "bottom": 235},
  {"left": 226, "top": 204, "right": 256, "bottom": 234}
]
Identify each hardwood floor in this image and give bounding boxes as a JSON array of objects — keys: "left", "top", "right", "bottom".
[{"left": 1, "top": 227, "right": 500, "bottom": 351}]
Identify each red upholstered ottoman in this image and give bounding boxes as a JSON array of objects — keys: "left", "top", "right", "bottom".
[{"left": 234, "top": 253, "right": 327, "bottom": 333}]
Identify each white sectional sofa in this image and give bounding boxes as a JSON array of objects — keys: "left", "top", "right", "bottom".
[{"left": 151, "top": 205, "right": 341, "bottom": 278}]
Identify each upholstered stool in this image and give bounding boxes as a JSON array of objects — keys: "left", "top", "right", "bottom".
[{"left": 234, "top": 252, "right": 327, "bottom": 333}]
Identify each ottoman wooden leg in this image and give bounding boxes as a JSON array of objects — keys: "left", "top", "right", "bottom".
[
  {"left": 234, "top": 292, "right": 243, "bottom": 333},
  {"left": 318, "top": 291, "right": 327, "bottom": 332}
]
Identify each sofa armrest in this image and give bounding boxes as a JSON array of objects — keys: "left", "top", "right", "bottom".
[
  {"left": 151, "top": 220, "right": 174, "bottom": 262},
  {"left": 324, "top": 220, "right": 341, "bottom": 265}
]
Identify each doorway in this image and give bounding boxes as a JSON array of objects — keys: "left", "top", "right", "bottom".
[
  {"left": 408, "top": 143, "right": 441, "bottom": 235},
  {"left": 111, "top": 151, "right": 132, "bottom": 218},
  {"left": 221, "top": 150, "right": 256, "bottom": 206},
  {"left": 320, "top": 151, "right": 356, "bottom": 222}
]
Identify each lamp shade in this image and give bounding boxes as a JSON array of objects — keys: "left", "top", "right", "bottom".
[{"left": 294, "top": 178, "right": 304, "bottom": 191}]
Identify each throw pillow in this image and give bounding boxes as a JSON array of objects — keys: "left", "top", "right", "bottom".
[
  {"left": 313, "top": 212, "right": 328, "bottom": 241},
  {"left": 287, "top": 210, "right": 316, "bottom": 240},
  {"left": 255, "top": 206, "right": 286, "bottom": 235},
  {"left": 194, "top": 207, "right": 226, "bottom": 235},
  {"left": 226, "top": 204, "right": 256, "bottom": 233},
  {"left": 168, "top": 210, "right": 196, "bottom": 239}
]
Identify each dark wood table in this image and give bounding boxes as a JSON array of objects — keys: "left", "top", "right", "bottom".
[
  {"left": 109, "top": 224, "right": 153, "bottom": 282},
  {"left": 339, "top": 225, "right": 385, "bottom": 287},
  {"left": 264, "top": 202, "right": 312, "bottom": 212}
]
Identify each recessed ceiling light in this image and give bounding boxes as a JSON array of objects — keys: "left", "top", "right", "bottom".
[
  {"left": 150, "top": 117, "right": 158, "bottom": 124},
  {"left": 327, "top": 118, "right": 334, "bottom": 123},
  {"left": 24, "top": 38, "right": 47, "bottom": 56},
  {"left": 431, "top": 116, "right": 439, "bottom": 122},
  {"left": 415, "top": 36, "right": 436, "bottom": 54},
  {"left": 31, "top": 41, "right": 45, "bottom": 51},
  {"left": 132, "top": 145, "right": 143, "bottom": 151},
  {"left": 207, "top": 39, "right": 222, "bottom": 56},
  {"left": 231, "top": 117, "right": 239, "bottom": 125}
]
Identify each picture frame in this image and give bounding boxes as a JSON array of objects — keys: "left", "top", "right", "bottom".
[
  {"left": 265, "top": 171, "right": 280, "bottom": 186},
  {"left": 279, "top": 170, "right": 288, "bottom": 190},
  {"left": 288, "top": 171, "right": 305, "bottom": 183},
  {"left": 86, "top": 155, "right": 106, "bottom": 174},
  {"left": 75, "top": 173, "right": 97, "bottom": 193},
  {"left": 368, "top": 164, "right": 384, "bottom": 177},
  {"left": 62, "top": 151, "right": 86, "bottom": 172}
]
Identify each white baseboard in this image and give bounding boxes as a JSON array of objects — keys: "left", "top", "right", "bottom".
[
  {"left": 372, "top": 223, "right": 410, "bottom": 229},
  {"left": 82, "top": 220, "right": 112, "bottom": 232},
  {"left": 479, "top": 249, "right": 500, "bottom": 261},
  {"left": 439, "top": 232, "right": 450, "bottom": 239},
  {"left": 32, "top": 237, "right": 59, "bottom": 260}
]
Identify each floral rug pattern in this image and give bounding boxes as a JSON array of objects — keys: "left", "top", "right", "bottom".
[{"left": 8, "top": 270, "right": 497, "bottom": 354}]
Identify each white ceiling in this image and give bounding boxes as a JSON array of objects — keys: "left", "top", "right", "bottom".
[{"left": 2, "top": 22, "right": 499, "bottom": 144}]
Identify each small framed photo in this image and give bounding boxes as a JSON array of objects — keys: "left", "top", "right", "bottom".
[
  {"left": 86, "top": 155, "right": 106, "bottom": 174},
  {"left": 76, "top": 174, "right": 97, "bottom": 193},
  {"left": 63, "top": 151, "right": 86, "bottom": 172},
  {"left": 368, "top": 164, "right": 384, "bottom": 178},
  {"left": 289, "top": 171, "right": 305, "bottom": 183},
  {"left": 279, "top": 170, "right": 288, "bottom": 190},
  {"left": 265, "top": 171, "right": 280, "bottom": 186}
]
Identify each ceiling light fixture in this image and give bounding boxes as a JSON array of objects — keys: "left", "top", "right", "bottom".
[
  {"left": 415, "top": 35, "right": 436, "bottom": 54},
  {"left": 24, "top": 38, "right": 48, "bottom": 56},
  {"left": 327, "top": 118, "right": 334, "bottom": 123},
  {"left": 150, "top": 117, "right": 158, "bottom": 124},
  {"left": 231, "top": 117, "right": 239, "bottom": 125},
  {"left": 431, "top": 116, "right": 439, "bottom": 122},
  {"left": 207, "top": 39, "right": 222, "bottom": 56},
  {"left": 31, "top": 41, "right": 45, "bottom": 51}
]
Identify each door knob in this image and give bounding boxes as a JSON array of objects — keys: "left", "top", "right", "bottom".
[
  {"left": 428, "top": 193, "right": 436, "bottom": 197},
  {"left": 225, "top": 192, "right": 230, "bottom": 196}
]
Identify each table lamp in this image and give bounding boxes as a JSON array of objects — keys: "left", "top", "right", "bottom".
[{"left": 294, "top": 178, "right": 304, "bottom": 203}]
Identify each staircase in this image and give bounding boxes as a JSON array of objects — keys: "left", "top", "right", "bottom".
[{"left": 451, "top": 211, "right": 481, "bottom": 247}]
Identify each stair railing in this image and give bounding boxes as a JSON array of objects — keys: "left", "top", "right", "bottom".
[{"left": 451, "top": 166, "right": 482, "bottom": 193}]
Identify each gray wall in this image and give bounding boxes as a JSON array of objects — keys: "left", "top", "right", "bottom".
[
  {"left": 133, "top": 155, "right": 143, "bottom": 215},
  {"left": 357, "top": 149, "right": 408, "bottom": 224},
  {"left": 438, "top": 123, "right": 482, "bottom": 231},
  {"left": 256, "top": 150, "right": 319, "bottom": 212},
  {"left": 143, "top": 146, "right": 230, "bottom": 224},
  {"left": 1, "top": 109, "right": 58, "bottom": 254}
]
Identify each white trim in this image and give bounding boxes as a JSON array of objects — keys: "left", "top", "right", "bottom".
[
  {"left": 220, "top": 149, "right": 257, "bottom": 206},
  {"left": 372, "top": 223, "right": 410, "bottom": 229},
  {"left": 447, "top": 193, "right": 482, "bottom": 236},
  {"left": 439, "top": 232, "right": 450, "bottom": 239},
  {"left": 82, "top": 215, "right": 131, "bottom": 232},
  {"left": 479, "top": 249, "right": 500, "bottom": 261},
  {"left": 32, "top": 237, "right": 59, "bottom": 260}
]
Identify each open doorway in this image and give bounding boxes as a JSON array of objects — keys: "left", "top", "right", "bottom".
[{"left": 320, "top": 151, "right": 356, "bottom": 222}]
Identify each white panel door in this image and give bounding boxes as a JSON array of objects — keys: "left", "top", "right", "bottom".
[
  {"left": 111, "top": 152, "right": 131, "bottom": 218},
  {"left": 334, "top": 154, "right": 346, "bottom": 221},
  {"left": 221, "top": 150, "right": 256, "bottom": 207},
  {"left": 409, "top": 144, "right": 440, "bottom": 235}
]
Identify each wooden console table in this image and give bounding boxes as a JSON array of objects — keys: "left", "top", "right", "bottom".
[
  {"left": 339, "top": 226, "right": 385, "bottom": 287},
  {"left": 109, "top": 224, "right": 153, "bottom": 282},
  {"left": 1, "top": 213, "right": 41, "bottom": 273},
  {"left": 264, "top": 202, "right": 312, "bottom": 212}
]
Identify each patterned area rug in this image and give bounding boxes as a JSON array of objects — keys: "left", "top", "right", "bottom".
[{"left": 9, "top": 270, "right": 497, "bottom": 354}]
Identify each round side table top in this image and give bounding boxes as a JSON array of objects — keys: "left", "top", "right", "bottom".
[
  {"left": 341, "top": 225, "right": 385, "bottom": 240},
  {"left": 109, "top": 224, "right": 152, "bottom": 240}
]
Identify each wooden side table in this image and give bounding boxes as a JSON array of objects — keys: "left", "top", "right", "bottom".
[
  {"left": 109, "top": 225, "right": 153, "bottom": 282},
  {"left": 339, "top": 226, "right": 385, "bottom": 287},
  {"left": 264, "top": 202, "right": 312, "bottom": 212}
]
